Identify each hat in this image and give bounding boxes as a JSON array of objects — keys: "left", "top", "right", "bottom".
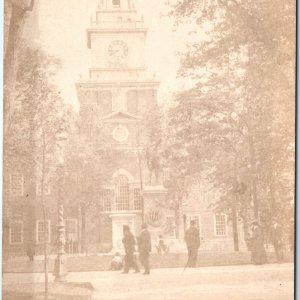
[
  {"left": 190, "top": 220, "right": 196, "bottom": 226},
  {"left": 123, "top": 225, "right": 130, "bottom": 231}
]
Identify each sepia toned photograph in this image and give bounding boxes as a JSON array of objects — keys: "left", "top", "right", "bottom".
[{"left": 3, "top": 0, "right": 295, "bottom": 299}]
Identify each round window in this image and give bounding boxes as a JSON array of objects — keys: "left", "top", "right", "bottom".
[{"left": 112, "top": 125, "right": 129, "bottom": 143}]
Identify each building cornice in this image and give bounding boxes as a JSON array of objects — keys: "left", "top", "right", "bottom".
[
  {"left": 87, "top": 28, "right": 147, "bottom": 48},
  {"left": 76, "top": 80, "right": 160, "bottom": 90},
  {"left": 103, "top": 111, "right": 142, "bottom": 121},
  {"left": 96, "top": 10, "right": 138, "bottom": 13},
  {"left": 89, "top": 67, "right": 146, "bottom": 72}
]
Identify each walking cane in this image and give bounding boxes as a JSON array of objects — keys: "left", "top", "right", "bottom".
[{"left": 181, "top": 252, "right": 190, "bottom": 275}]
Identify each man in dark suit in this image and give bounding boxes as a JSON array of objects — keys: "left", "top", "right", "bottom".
[
  {"left": 122, "top": 225, "right": 139, "bottom": 273},
  {"left": 270, "top": 218, "right": 284, "bottom": 262},
  {"left": 138, "top": 223, "right": 151, "bottom": 274},
  {"left": 184, "top": 220, "right": 200, "bottom": 268}
]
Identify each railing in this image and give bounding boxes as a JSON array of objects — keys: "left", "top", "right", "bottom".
[{"left": 90, "top": 20, "right": 144, "bottom": 29}]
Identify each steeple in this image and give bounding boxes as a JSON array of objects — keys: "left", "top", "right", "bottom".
[{"left": 86, "top": 0, "right": 147, "bottom": 72}]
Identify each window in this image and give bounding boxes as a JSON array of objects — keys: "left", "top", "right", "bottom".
[
  {"left": 112, "top": 0, "right": 120, "bottom": 7},
  {"left": 9, "top": 221, "right": 23, "bottom": 244},
  {"left": 133, "top": 188, "right": 141, "bottom": 210},
  {"left": 36, "top": 220, "right": 51, "bottom": 244},
  {"left": 133, "top": 188, "right": 142, "bottom": 210},
  {"left": 115, "top": 175, "right": 129, "bottom": 210},
  {"left": 162, "top": 168, "right": 170, "bottom": 182},
  {"left": 36, "top": 181, "right": 51, "bottom": 196},
  {"left": 65, "top": 219, "right": 78, "bottom": 242},
  {"left": 165, "top": 216, "right": 176, "bottom": 238},
  {"left": 10, "top": 173, "right": 23, "bottom": 196},
  {"left": 214, "top": 214, "right": 227, "bottom": 236},
  {"left": 102, "top": 189, "right": 112, "bottom": 212}
]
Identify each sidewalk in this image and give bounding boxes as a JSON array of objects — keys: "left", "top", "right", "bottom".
[
  {"left": 3, "top": 251, "right": 293, "bottom": 273},
  {"left": 3, "top": 264, "right": 294, "bottom": 300}
]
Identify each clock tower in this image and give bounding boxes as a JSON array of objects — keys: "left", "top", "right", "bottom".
[{"left": 76, "top": 0, "right": 166, "bottom": 252}]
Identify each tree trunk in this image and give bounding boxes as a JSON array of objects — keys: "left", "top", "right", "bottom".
[
  {"left": 241, "top": 208, "right": 251, "bottom": 250},
  {"left": 174, "top": 195, "right": 180, "bottom": 239},
  {"left": 248, "top": 135, "right": 259, "bottom": 218},
  {"left": 25, "top": 120, "right": 37, "bottom": 253},
  {"left": 231, "top": 200, "right": 239, "bottom": 251},
  {"left": 81, "top": 204, "right": 86, "bottom": 255},
  {"left": 41, "top": 130, "right": 48, "bottom": 299},
  {"left": 269, "top": 179, "right": 276, "bottom": 216},
  {"left": 232, "top": 154, "right": 239, "bottom": 251},
  {"left": 4, "top": 1, "right": 34, "bottom": 136}
]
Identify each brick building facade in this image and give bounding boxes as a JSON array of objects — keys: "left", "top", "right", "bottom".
[
  {"left": 75, "top": 0, "right": 247, "bottom": 253},
  {"left": 4, "top": 0, "right": 247, "bottom": 258}
]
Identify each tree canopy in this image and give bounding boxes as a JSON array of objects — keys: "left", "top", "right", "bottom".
[{"left": 165, "top": 0, "right": 295, "bottom": 239}]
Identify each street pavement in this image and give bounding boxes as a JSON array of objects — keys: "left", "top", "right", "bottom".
[{"left": 3, "top": 263, "right": 294, "bottom": 300}]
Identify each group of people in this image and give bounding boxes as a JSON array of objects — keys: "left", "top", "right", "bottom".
[
  {"left": 248, "top": 218, "right": 286, "bottom": 265},
  {"left": 111, "top": 220, "right": 201, "bottom": 273},
  {"left": 111, "top": 223, "right": 152, "bottom": 274},
  {"left": 113, "top": 217, "right": 288, "bottom": 273}
]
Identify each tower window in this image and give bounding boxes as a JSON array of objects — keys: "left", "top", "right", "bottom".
[
  {"left": 115, "top": 175, "right": 129, "bottom": 211},
  {"left": 163, "top": 168, "right": 170, "bottom": 183},
  {"left": 112, "top": 0, "right": 120, "bottom": 7}
]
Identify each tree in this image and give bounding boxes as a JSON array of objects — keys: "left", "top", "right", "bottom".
[
  {"left": 3, "top": 0, "right": 35, "bottom": 239},
  {"left": 166, "top": 0, "right": 295, "bottom": 247},
  {"left": 4, "top": 0, "right": 35, "bottom": 136},
  {"left": 8, "top": 44, "right": 70, "bottom": 298},
  {"left": 63, "top": 129, "right": 116, "bottom": 253}
]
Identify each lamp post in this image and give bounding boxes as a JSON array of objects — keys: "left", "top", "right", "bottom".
[
  {"left": 53, "top": 163, "right": 68, "bottom": 282},
  {"left": 136, "top": 125, "right": 145, "bottom": 223}
]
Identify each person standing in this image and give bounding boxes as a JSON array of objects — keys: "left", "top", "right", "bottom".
[
  {"left": 270, "top": 218, "right": 284, "bottom": 262},
  {"left": 26, "top": 243, "right": 35, "bottom": 262},
  {"left": 249, "top": 221, "right": 267, "bottom": 265},
  {"left": 122, "top": 225, "right": 139, "bottom": 274},
  {"left": 138, "top": 223, "right": 151, "bottom": 275},
  {"left": 184, "top": 220, "right": 200, "bottom": 268}
]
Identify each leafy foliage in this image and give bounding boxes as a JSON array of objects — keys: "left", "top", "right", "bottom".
[{"left": 166, "top": 0, "right": 295, "bottom": 240}]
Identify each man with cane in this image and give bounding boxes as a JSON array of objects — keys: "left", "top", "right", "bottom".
[{"left": 184, "top": 220, "right": 200, "bottom": 269}]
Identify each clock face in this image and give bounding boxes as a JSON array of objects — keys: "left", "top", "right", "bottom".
[{"left": 108, "top": 40, "right": 128, "bottom": 61}]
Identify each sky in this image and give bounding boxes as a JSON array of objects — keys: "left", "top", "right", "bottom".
[{"left": 24, "top": 0, "right": 189, "bottom": 112}]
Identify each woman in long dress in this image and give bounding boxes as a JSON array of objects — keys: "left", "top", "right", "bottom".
[{"left": 250, "top": 221, "right": 267, "bottom": 265}]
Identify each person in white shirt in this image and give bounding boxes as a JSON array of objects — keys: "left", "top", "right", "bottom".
[{"left": 111, "top": 252, "right": 123, "bottom": 271}]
